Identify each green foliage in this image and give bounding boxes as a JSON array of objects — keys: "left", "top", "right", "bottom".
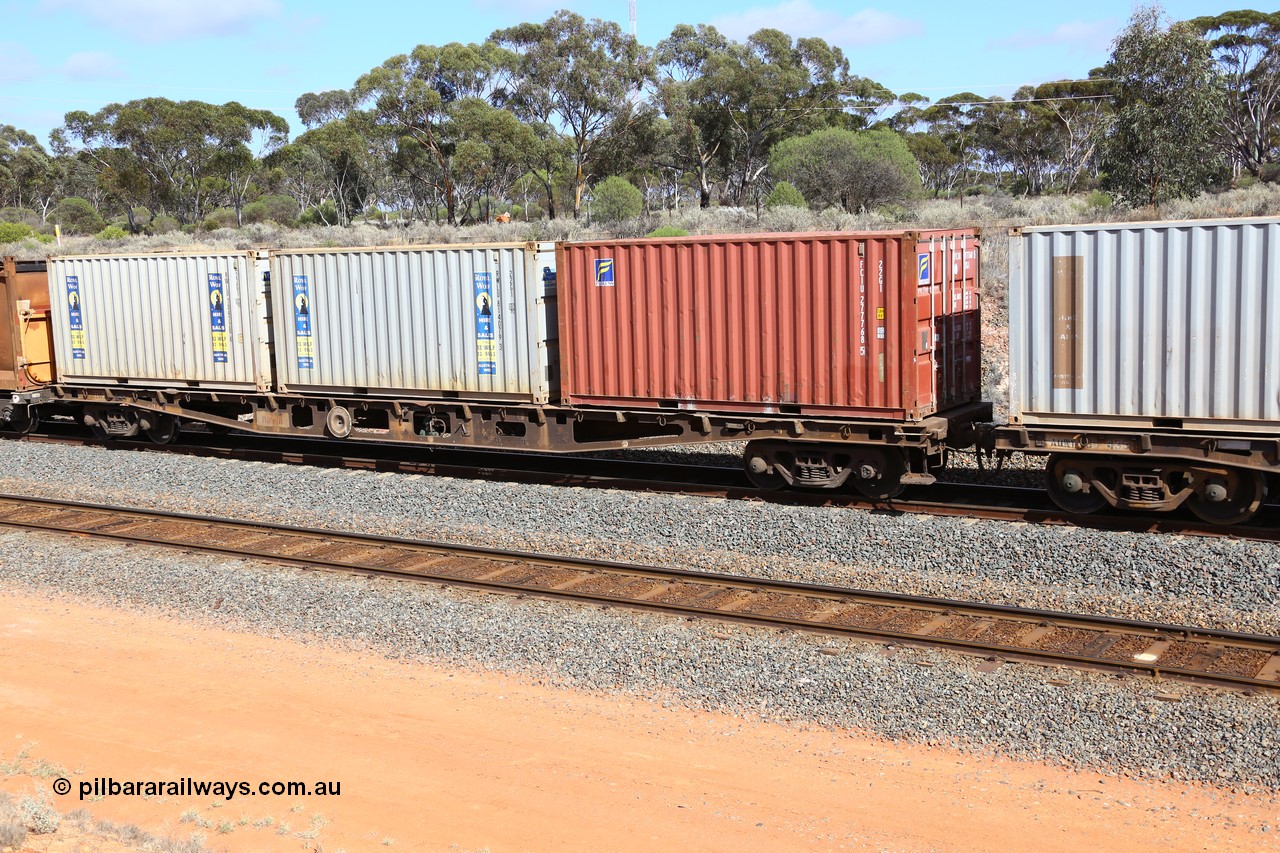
[
  {"left": 1101, "top": 6, "right": 1228, "bottom": 208},
  {"left": 243, "top": 194, "right": 300, "bottom": 225},
  {"left": 646, "top": 225, "right": 689, "bottom": 237},
  {"left": 764, "top": 181, "right": 806, "bottom": 209},
  {"left": 770, "top": 127, "right": 920, "bottom": 212},
  {"left": 95, "top": 225, "right": 128, "bottom": 240},
  {"left": 591, "top": 176, "right": 644, "bottom": 222},
  {"left": 203, "top": 207, "right": 238, "bottom": 229},
  {"left": 1190, "top": 10, "right": 1280, "bottom": 177},
  {"left": 0, "top": 207, "right": 38, "bottom": 225},
  {"left": 653, "top": 24, "right": 892, "bottom": 207},
  {"left": 494, "top": 11, "right": 651, "bottom": 217},
  {"left": 151, "top": 215, "right": 180, "bottom": 234},
  {"left": 299, "top": 200, "right": 340, "bottom": 226},
  {"left": 56, "top": 98, "right": 288, "bottom": 227},
  {"left": 51, "top": 197, "right": 104, "bottom": 234},
  {"left": 1084, "top": 190, "right": 1114, "bottom": 211},
  {"left": 0, "top": 222, "right": 32, "bottom": 242}
]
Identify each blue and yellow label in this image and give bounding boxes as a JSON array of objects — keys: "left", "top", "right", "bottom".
[
  {"left": 918, "top": 253, "right": 931, "bottom": 285},
  {"left": 293, "top": 274, "right": 313, "bottom": 369},
  {"left": 208, "top": 272, "right": 228, "bottom": 364},
  {"left": 474, "top": 271, "right": 496, "bottom": 375},
  {"left": 594, "top": 258, "right": 614, "bottom": 287},
  {"left": 66, "top": 276, "right": 85, "bottom": 359}
]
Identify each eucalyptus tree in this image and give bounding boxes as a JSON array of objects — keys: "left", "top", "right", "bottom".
[
  {"left": 974, "top": 89, "right": 1062, "bottom": 195},
  {"left": 1101, "top": 5, "right": 1226, "bottom": 207},
  {"left": 1191, "top": 10, "right": 1280, "bottom": 177},
  {"left": 55, "top": 99, "right": 289, "bottom": 229},
  {"left": 770, "top": 126, "right": 920, "bottom": 212},
  {"left": 0, "top": 125, "right": 54, "bottom": 214},
  {"left": 355, "top": 41, "right": 514, "bottom": 224},
  {"left": 492, "top": 11, "right": 650, "bottom": 218},
  {"left": 653, "top": 24, "right": 732, "bottom": 208},
  {"left": 216, "top": 103, "right": 289, "bottom": 225},
  {"left": 1029, "top": 77, "right": 1114, "bottom": 192},
  {"left": 898, "top": 93, "right": 984, "bottom": 197},
  {"left": 696, "top": 28, "right": 893, "bottom": 205}
]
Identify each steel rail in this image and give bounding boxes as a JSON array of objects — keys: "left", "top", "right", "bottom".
[
  {"left": 0, "top": 493, "right": 1276, "bottom": 694},
  {"left": 4, "top": 430, "right": 1280, "bottom": 543}
]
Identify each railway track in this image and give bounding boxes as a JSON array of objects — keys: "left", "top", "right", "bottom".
[
  {"left": 1, "top": 493, "right": 1277, "bottom": 695},
  {"left": 5, "top": 429, "right": 1280, "bottom": 543}
]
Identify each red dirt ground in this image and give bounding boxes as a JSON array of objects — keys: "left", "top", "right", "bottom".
[{"left": 0, "top": 589, "right": 1275, "bottom": 852}]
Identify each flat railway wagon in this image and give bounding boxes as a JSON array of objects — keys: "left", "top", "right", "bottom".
[
  {"left": 556, "top": 230, "right": 985, "bottom": 492},
  {"left": 3, "top": 230, "right": 987, "bottom": 498},
  {"left": 1000, "top": 216, "right": 1280, "bottom": 524}
]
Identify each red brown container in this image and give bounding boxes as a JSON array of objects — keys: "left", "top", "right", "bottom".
[{"left": 556, "top": 230, "right": 980, "bottom": 419}]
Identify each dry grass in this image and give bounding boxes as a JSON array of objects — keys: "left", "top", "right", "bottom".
[{"left": 6, "top": 186, "right": 1280, "bottom": 261}]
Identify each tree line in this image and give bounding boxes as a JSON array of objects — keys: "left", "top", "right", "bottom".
[{"left": 0, "top": 4, "right": 1273, "bottom": 236}]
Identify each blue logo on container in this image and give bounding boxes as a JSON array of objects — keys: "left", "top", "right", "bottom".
[
  {"left": 208, "top": 273, "right": 228, "bottom": 364},
  {"left": 474, "top": 271, "right": 496, "bottom": 375},
  {"left": 293, "top": 275, "right": 313, "bottom": 369},
  {"left": 594, "top": 258, "right": 614, "bottom": 287},
  {"left": 918, "top": 253, "right": 931, "bottom": 285},
  {"left": 66, "top": 276, "right": 85, "bottom": 359}
]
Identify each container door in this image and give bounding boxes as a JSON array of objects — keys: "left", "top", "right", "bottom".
[
  {"left": 1, "top": 259, "right": 55, "bottom": 390},
  {"left": 914, "top": 235, "right": 980, "bottom": 413},
  {"left": 912, "top": 242, "right": 939, "bottom": 412}
]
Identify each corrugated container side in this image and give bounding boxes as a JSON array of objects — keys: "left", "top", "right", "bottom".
[
  {"left": 269, "top": 243, "right": 557, "bottom": 402},
  {"left": 1009, "top": 217, "right": 1280, "bottom": 431},
  {"left": 47, "top": 252, "right": 270, "bottom": 391},
  {"left": 556, "top": 231, "right": 980, "bottom": 418}
]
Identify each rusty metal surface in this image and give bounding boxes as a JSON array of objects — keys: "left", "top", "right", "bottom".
[
  {"left": 1010, "top": 216, "right": 1280, "bottom": 432},
  {"left": 8, "top": 427, "right": 1280, "bottom": 543},
  {"left": 0, "top": 257, "right": 53, "bottom": 391},
  {"left": 46, "top": 252, "right": 271, "bottom": 392},
  {"left": 269, "top": 242, "right": 557, "bottom": 402},
  {"left": 556, "top": 230, "right": 981, "bottom": 419},
  {"left": 0, "top": 492, "right": 1276, "bottom": 693}
]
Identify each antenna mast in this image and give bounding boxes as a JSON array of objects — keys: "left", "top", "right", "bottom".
[{"left": 629, "top": 0, "right": 636, "bottom": 38}]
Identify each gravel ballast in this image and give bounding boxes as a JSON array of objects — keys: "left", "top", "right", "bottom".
[
  {"left": 0, "top": 439, "right": 1276, "bottom": 635},
  {"left": 1, "top": 530, "right": 1276, "bottom": 793}
]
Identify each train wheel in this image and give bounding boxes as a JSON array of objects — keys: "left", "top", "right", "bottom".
[
  {"left": 1187, "top": 470, "right": 1265, "bottom": 526},
  {"left": 1045, "top": 454, "right": 1107, "bottom": 514},
  {"left": 143, "top": 414, "right": 180, "bottom": 445},
  {"left": 850, "top": 449, "right": 906, "bottom": 500},
  {"left": 744, "top": 446, "right": 787, "bottom": 490}
]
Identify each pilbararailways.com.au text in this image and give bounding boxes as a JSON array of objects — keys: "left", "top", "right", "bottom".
[{"left": 53, "top": 777, "right": 341, "bottom": 801}]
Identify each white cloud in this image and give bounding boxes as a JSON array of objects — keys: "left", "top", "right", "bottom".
[
  {"left": 992, "top": 20, "right": 1118, "bottom": 53},
  {"left": 62, "top": 51, "right": 125, "bottom": 81},
  {"left": 40, "top": 0, "right": 282, "bottom": 43},
  {"left": 709, "top": 2, "right": 923, "bottom": 48},
  {"left": 0, "top": 41, "right": 40, "bottom": 82}
]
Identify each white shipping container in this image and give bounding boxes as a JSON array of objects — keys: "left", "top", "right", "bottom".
[
  {"left": 48, "top": 252, "right": 271, "bottom": 392},
  {"left": 269, "top": 242, "right": 558, "bottom": 402},
  {"left": 1008, "top": 217, "right": 1280, "bottom": 432}
]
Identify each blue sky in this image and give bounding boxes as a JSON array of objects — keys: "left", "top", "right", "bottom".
[{"left": 0, "top": 1, "right": 1243, "bottom": 147}]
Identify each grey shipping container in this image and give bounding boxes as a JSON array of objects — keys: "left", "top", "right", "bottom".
[
  {"left": 48, "top": 251, "right": 271, "bottom": 392},
  {"left": 269, "top": 243, "right": 557, "bottom": 402},
  {"left": 1009, "top": 217, "right": 1280, "bottom": 432}
]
